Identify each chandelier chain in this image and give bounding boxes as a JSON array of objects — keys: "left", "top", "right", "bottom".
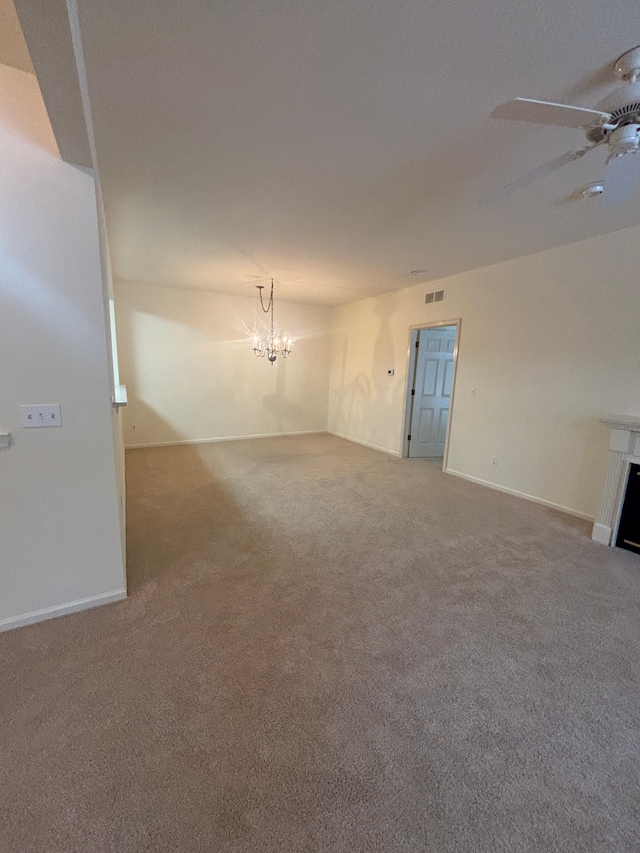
[{"left": 257, "top": 279, "right": 274, "bottom": 315}]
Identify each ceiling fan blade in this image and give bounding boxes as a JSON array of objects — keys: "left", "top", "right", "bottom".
[
  {"left": 478, "top": 147, "right": 593, "bottom": 207},
  {"left": 491, "top": 98, "right": 612, "bottom": 129},
  {"left": 603, "top": 152, "right": 640, "bottom": 206}
]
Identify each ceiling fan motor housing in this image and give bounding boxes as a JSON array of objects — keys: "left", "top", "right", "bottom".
[
  {"left": 596, "top": 81, "right": 640, "bottom": 121},
  {"left": 608, "top": 123, "right": 640, "bottom": 157},
  {"left": 587, "top": 81, "right": 640, "bottom": 142}
]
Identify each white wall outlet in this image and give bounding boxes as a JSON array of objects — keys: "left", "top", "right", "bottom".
[
  {"left": 387, "top": 368, "right": 395, "bottom": 376},
  {"left": 470, "top": 387, "right": 476, "bottom": 397},
  {"left": 492, "top": 456, "right": 499, "bottom": 466},
  {"left": 20, "top": 404, "right": 62, "bottom": 428},
  {"left": 0, "top": 432, "right": 11, "bottom": 449}
]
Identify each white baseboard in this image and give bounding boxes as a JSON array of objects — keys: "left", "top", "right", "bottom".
[
  {"left": 0, "top": 589, "right": 127, "bottom": 633},
  {"left": 445, "top": 469, "right": 594, "bottom": 522},
  {"left": 126, "top": 429, "right": 327, "bottom": 450},
  {"left": 591, "top": 522, "right": 612, "bottom": 546},
  {"left": 328, "top": 431, "right": 401, "bottom": 457}
]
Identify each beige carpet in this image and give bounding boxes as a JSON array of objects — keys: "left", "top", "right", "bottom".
[{"left": 2, "top": 433, "right": 640, "bottom": 852}]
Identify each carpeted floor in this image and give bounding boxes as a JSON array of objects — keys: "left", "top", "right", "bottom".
[{"left": 2, "top": 433, "right": 640, "bottom": 852}]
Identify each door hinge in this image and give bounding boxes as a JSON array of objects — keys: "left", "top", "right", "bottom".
[
  {"left": 407, "top": 434, "right": 412, "bottom": 441},
  {"left": 415, "top": 340, "right": 419, "bottom": 349},
  {"left": 411, "top": 389, "right": 415, "bottom": 396}
]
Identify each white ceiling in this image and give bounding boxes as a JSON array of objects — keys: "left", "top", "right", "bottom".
[{"left": 75, "top": 0, "right": 640, "bottom": 306}]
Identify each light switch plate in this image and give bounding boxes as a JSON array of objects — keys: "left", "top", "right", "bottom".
[{"left": 20, "top": 404, "right": 62, "bottom": 428}]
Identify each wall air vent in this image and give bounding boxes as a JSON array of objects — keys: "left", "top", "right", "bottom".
[{"left": 425, "top": 290, "right": 445, "bottom": 304}]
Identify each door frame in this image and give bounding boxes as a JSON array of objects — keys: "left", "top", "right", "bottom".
[{"left": 401, "top": 318, "right": 462, "bottom": 468}]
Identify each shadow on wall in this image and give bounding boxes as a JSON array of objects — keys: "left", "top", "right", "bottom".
[
  {"left": 123, "top": 398, "right": 186, "bottom": 447},
  {"left": 332, "top": 337, "right": 371, "bottom": 436},
  {"left": 262, "top": 356, "right": 303, "bottom": 434},
  {"left": 332, "top": 293, "right": 402, "bottom": 446},
  {"left": 115, "top": 284, "right": 324, "bottom": 442}
]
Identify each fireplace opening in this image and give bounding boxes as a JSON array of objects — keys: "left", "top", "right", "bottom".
[{"left": 616, "top": 463, "right": 640, "bottom": 555}]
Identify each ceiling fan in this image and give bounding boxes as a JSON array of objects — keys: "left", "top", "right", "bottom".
[{"left": 480, "top": 46, "right": 640, "bottom": 207}]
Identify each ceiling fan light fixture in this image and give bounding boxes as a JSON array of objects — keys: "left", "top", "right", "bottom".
[
  {"left": 578, "top": 181, "right": 604, "bottom": 199},
  {"left": 613, "top": 45, "right": 640, "bottom": 82}
]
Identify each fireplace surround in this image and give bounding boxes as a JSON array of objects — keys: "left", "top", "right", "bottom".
[{"left": 592, "top": 415, "right": 640, "bottom": 547}]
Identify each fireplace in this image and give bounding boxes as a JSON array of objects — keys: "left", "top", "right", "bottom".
[
  {"left": 616, "top": 463, "right": 640, "bottom": 555},
  {"left": 592, "top": 416, "right": 640, "bottom": 547}
]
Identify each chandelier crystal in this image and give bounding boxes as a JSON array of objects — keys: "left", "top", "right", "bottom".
[{"left": 252, "top": 279, "right": 293, "bottom": 363}]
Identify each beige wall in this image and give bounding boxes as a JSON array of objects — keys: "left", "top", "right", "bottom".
[
  {"left": 0, "top": 65, "right": 125, "bottom": 629},
  {"left": 329, "top": 226, "right": 640, "bottom": 519},
  {"left": 115, "top": 281, "right": 330, "bottom": 447}
]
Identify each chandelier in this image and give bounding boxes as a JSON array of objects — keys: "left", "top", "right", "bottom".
[{"left": 252, "top": 279, "right": 293, "bottom": 363}]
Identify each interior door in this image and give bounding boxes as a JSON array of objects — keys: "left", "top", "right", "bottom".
[{"left": 409, "top": 326, "right": 456, "bottom": 458}]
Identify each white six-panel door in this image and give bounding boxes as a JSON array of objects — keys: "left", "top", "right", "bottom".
[{"left": 409, "top": 327, "right": 456, "bottom": 458}]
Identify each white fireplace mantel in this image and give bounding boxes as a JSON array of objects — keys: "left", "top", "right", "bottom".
[
  {"left": 592, "top": 415, "right": 640, "bottom": 546},
  {"left": 600, "top": 415, "right": 640, "bottom": 432}
]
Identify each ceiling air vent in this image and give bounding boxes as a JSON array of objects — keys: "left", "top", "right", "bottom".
[{"left": 425, "top": 290, "right": 445, "bottom": 304}]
